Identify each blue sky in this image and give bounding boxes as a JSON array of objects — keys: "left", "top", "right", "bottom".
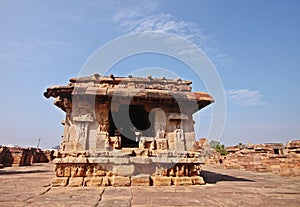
[{"left": 0, "top": 0, "right": 299, "bottom": 148}]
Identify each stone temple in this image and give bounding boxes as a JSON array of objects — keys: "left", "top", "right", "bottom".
[{"left": 44, "top": 74, "right": 214, "bottom": 187}]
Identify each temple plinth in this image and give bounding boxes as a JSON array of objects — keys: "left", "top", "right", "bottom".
[{"left": 44, "top": 74, "right": 214, "bottom": 187}]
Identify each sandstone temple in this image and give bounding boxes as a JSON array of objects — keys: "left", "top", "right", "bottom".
[{"left": 44, "top": 74, "right": 214, "bottom": 187}]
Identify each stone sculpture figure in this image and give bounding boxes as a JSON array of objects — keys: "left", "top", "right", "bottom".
[
  {"left": 85, "top": 166, "right": 94, "bottom": 177},
  {"left": 150, "top": 139, "right": 156, "bottom": 150},
  {"left": 104, "top": 133, "right": 110, "bottom": 149},
  {"left": 98, "top": 119, "right": 109, "bottom": 133},
  {"left": 55, "top": 166, "right": 64, "bottom": 177},
  {"left": 140, "top": 138, "right": 146, "bottom": 149},
  {"left": 114, "top": 136, "right": 121, "bottom": 149},
  {"left": 175, "top": 125, "right": 184, "bottom": 142},
  {"left": 155, "top": 127, "right": 166, "bottom": 139},
  {"left": 79, "top": 123, "right": 86, "bottom": 141}
]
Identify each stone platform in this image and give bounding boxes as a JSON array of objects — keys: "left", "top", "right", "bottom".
[{"left": 1, "top": 163, "right": 299, "bottom": 206}]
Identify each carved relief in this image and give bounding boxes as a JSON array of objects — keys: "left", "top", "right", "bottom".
[
  {"left": 74, "top": 113, "right": 93, "bottom": 122},
  {"left": 104, "top": 133, "right": 111, "bottom": 150},
  {"left": 71, "top": 166, "right": 78, "bottom": 177},
  {"left": 79, "top": 123, "right": 87, "bottom": 142},
  {"left": 64, "top": 166, "right": 71, "bottom": 177},
  {"left": 77, "top": 166, "right": 85, "bottom": 177},
  {"left": 190, "top": 164, "right": 201, "bottom": 176},
  {"left": 155, "top": 127, "right": 166, "bottom": 139},
  {"left": 114, "top": 132, "right": 121, "bottom": 149},
  {"left": 150, "top": 139, "right": 156, "bottom": 150},
  {"left": 86, "top": 165, "right": 94, "bottom": 177},
  {"left": 157, "top": 139, "right": 168, "bottom": 150},
  {"left": 139, "top": 138, "right": 146, "bottom": 149},
  {"left": 174, "top": 125, "right": 184, "bottom": 142},
  {"left": 98, "top": 119, "right": 109, "bottom": 133},
  {"left": 55, "top": 166, "right": 64, "bottom": 177}
]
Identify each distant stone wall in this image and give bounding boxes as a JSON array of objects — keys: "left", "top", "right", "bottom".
[
  {"left": 222, "top": 140, "right": 300, "bottom": 176},
  {"left": 0, "top": 146, "right": 53, "bottom": 167}
]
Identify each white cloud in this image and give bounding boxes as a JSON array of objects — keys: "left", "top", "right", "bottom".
[
  {"left": 226, "top": 89, "right": 267, "bottom": 106},
  {"left": 112, "top": 1, "right": 232, "bottom": 67},
  {"left": 0, "top": 40, "right": 76, "bottom": 67},
  {"left": 0, "top": 51, "right": 30, "bottom": 67}
]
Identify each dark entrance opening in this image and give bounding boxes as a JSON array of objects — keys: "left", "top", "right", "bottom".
[{"left": 109, "top": 104, "right": 154, "bottom": 148}]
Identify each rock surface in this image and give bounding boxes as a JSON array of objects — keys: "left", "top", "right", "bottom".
[
  {"left": 0, "top": 163, "right": 299, "bottom": 206},
  {"left": 222, "top": 141, "right": 300, "bottom": 176}
]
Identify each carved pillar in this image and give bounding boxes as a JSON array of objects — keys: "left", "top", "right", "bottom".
[
  {"left": 95, "top": 102, "right": 110, "bottom": 150},
  {"left": 73, "top": 114, "right": 94, "bottom": 151}
]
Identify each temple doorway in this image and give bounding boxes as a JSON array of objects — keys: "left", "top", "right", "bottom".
[{"left": 109, "top": 104, "right": 154, "bottom": 148}]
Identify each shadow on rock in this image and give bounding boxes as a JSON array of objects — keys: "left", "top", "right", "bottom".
[{"left": 201, "top": 170, "right": 255, "bottom": 184}]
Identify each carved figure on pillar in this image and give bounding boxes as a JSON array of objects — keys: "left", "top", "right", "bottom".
[
  {"left": 175, "top": 124, "right": 184, "bottom": 142},
  {"left": 104, "top": 133, "right": 111, "bottom": 149},
  {"left": 114, "top": 131, "right": 121, "bottom": 149},
  {"left": 155, "top": 127, "right": 166, "bottom": 139},
  {"left": 98, "top": 119, "right": 109, "bottom": 133},
  {"left": 79, "top": 123, "right": 87, "bottom": 142},
  {"left": 85, "top": 165, "right": 94, "bottom": 177},
  {"left": 150, "top": 139, "right": 157, "bottom": 150},
  {"left": 140, "top": 138, "right": 146, "bottom": 149}
]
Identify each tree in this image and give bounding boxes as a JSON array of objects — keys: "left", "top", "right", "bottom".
[
  {"left": 209, "top": 140, "right": 220, "bottom": 148},
  {"left": 209, "top": 140, "right": 228, "bottom": 156}
]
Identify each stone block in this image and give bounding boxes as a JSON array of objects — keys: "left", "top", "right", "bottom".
[
  {"left": 174, "top": 177, "right": 193, "bottom": 186},
  {"left": 280, "top": 168, "right": 295, "bottom": 176},
  {"left": 94, "top": 169, "right": 106, "bottom": 176},
  {"left": 175, "top": 142, "right": 186, "bottom": 151},
  {"left": 112, "top": 164, "right": 135, "bottom": 176},
  {"left": 111, "top": 157, "right": 130, "bottom": 164},
  {"left": 64, "top": 166, "right": 71, "bottom": 177},
  {"left": 130, "top": 157, "right": 152, "bottom": 164},
  {"left": 152, "top": 176, "right": 172, "bottom": 186},
  {"left": 112, "top": 176, "right": 131, "bottom": 186},
  {"left": 156, "top": 139, "right": 168, "bottom": 150},
  {"left": 102, "top": 176, "right": 111, "bottom": 186},
  {"left": 84, "top": 177, "right": 103, "bottom": 187},
  {"left": 291, "top": 168, "right": 300, "bottom": 176},
  {"left": 131, "top": 174, "right": 150, "bottom": 186},
  {"left": 68, "top": 177, "right": 84, "bottom": 187},
  {"left": 52, "top": 177, "right": 69, "bottom": 187},
  {"left": 192, "top": 176, "right": 205, "bottom": 185}
]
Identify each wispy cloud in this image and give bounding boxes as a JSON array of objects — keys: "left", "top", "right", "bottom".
[
  {"left": 226, "top": 89, "right": 267, "bottom": 106},
  {"left": 0, "top": 40, "right": 76, "bottom": 67},
  {"left": 112, "top": 1, "right": 232, "bottom": 67}
]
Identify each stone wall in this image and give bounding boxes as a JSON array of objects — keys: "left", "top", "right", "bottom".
[
  {"left": 52, "top": 154, "right": 205, "bottom": 187},
  {"left": 0, "top": 146, "right": 53, "bottom": 167},
  {"left": 222, "top": 140, "right": 300, "bottom": 176}
]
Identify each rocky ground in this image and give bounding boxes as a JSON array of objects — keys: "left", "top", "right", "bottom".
[{"left": 0, "top": 163, "right": 299, "bottom": 207}]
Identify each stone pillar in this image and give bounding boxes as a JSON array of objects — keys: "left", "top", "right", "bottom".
[
  {"left": 153, "top": 109, "right": 167, "bottom": 136},
  {"left": 95, "top": 103, "right": 110, "bottom": 151},
  {"left": 73, "top": 114, "right": 94, "bottom": 150}
]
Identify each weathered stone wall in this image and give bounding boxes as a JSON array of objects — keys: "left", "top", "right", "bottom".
[
  {"left": 52, "top": 154, "right": 205, "bottom": 187},
  {"left": 32, "top": 148, "right": 50, "bottom": 163},
  {"left": 222, "top": 140, "right": 300, "bottom": 176},
  {"left": 0, "top": 147, "right": 52, "bottom": 167},
  {"left": 0, "top": 147, "right": 6, "bottom": 167}
]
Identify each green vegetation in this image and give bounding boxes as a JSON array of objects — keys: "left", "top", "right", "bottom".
[{"left": 209, "top": 140, "right": 228, "bottom": 156}]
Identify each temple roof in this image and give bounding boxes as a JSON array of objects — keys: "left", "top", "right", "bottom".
[{"left": 44, "top": 74, "right": 214, "bottom": 112}]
